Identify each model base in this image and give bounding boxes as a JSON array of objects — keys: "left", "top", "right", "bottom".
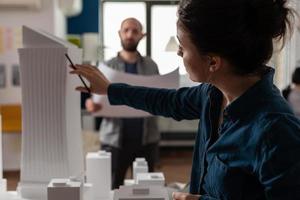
[
  {"left": 0, "top": 179, "right": 7, "bottom": 193},
  {"left": 17, "top": 182, "right": 47, "bottom": 200}
]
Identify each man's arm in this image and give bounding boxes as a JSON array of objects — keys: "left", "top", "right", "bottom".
[{"left": 85, "top": 98, "right": 102, "bottom": 113}]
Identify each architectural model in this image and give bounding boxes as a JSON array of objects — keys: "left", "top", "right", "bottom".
[
  {"left": 47, "top": 178, "right": 82, "bottom": 200},
  {"left": 136, "top": 172, "right": 165, "bottom": 186},
  {"left": 125, "top": 158, "right": 165, "bottom": 188},
  {"left": 113, "top": 185, "right": 168, "bottom": 200},
  {"left": 82, "top": 183, "right": 93, "bottom": 200},
  {"left": 133, "top": 158, "right": 149, "bottom": 181},
  {"left": 17, "top": 26, "right": 84, "bottom": 199},
  {"left": 86, "top": 151, "right": 111, "bottom": 199}
]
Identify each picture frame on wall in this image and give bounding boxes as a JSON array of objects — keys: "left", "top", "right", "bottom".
[{"left": 12, "top": 64, "right": 20, "bottom": 86}]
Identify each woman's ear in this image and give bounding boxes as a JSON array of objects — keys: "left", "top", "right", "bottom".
[{"left": 208, "top": 55, "right": 222, "bottom": 72}]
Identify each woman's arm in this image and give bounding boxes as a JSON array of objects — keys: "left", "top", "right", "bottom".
[
  {"left": 70, "top": 64, "right": 209, "bottom": 121},
  {"left": 108, "top": 83, "right": 208, "bottom": 121}
]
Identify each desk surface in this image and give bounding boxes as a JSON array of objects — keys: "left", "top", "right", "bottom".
[
  {"left": 2, "top": 187, "right": 176, "bottom": 200},
  {"left": 0, "top": 191, "right": 27, "bottom": 200},
  {"left": 0, "top": 191, "right": 114, "bottom": 200}
]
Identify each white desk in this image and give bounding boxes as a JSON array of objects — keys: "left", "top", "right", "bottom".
[
  {"left": 0, "top": 191, "right": 114, "bottom": 200},
  {"left": 0, "top": 192, "right": 28, "bottom": 200},
  {"left": 1, "top": 187, "right": 176, "bottom": 200},
  {"left": 0, "top": 187, "right": 178, "bottom": 200}
]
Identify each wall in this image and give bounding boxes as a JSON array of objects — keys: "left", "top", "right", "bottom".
[
  {"left": 67, "top": 0, "right": 98, "bottom": 34},
  {"left": 67, "top": 0, "right": 99, "bottom": 109},
  {"left": 273, "top": 1, "right": 300, "bottom": 89},
  {"left": 296, "top": 2, "right": 300, "bottom": 64},
  {"left": 0, "top": 0, "right": 66, "bottom": 105},
  {"left": 0, "top": 0, "right": 66, "bottom": 170}
]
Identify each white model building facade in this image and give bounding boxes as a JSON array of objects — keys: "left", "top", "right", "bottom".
[
  {"left": 86, "top": 150, "right": 111, "bottom": 199},
  {"left": 47, "top": 178, "right": 83, "bottom": 200},
  {"left": 133, "top": 157, "right": 149, "bottom": 181},
  {"left": 17, "top": 26, "right": 84, "bottom": 199},
  {"left": 136, "top": 172, "right": 165, "bottom": 186},
  {"left": 114, "top": 185, "right": 168, "bottom": 200}
]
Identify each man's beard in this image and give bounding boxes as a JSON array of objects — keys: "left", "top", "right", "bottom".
[{"left": 121, "top": 41, "right": 138, "bottom": 52}]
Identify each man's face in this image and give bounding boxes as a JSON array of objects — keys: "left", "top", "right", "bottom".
[{"left": 119, "top": 20, "right": 144, "bottom": 52}]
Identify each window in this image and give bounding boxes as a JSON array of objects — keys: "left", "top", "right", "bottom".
[
  {"left": 102, "top": 2, "right": 146, "bottom": 61},
  {"left": 151, "top": 5, "right": 185, "bottom": 75}
]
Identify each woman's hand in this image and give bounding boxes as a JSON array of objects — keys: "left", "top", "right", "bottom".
[
  {"left": 70, "top": 64, "right": 110, "bottom": 95},
  {"left": 172, "top": 192, "right": 201, "bottom": 200}
]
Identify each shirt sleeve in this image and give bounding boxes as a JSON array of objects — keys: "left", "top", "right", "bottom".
[
  {"left": 107, "top": 83, "right": 210, "bottom": 121},
  {"left": 256, "top": 116, "right": 300, "bottom": 199}
]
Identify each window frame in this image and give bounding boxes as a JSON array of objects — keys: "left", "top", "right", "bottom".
[{"left": 99, "top": 0, "right": 179, "bottom": 61}]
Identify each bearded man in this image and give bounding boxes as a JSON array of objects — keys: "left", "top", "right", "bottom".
[{"left": 85, "top": 18, "right": 160, "bottom": 189}]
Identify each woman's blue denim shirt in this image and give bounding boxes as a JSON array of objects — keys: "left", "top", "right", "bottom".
[{"left": 108, "top": 67, "right": 300, "bottom": 199}]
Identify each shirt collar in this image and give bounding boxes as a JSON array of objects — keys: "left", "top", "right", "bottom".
[
  {"left": 117, "top": 51, "right": 142, "bottom": 64},
  {"left": 212, "top": 66, "right": 276, "bottom": 120}
]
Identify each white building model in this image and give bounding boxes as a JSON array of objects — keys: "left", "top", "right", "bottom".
[
  {"left": 114, "top": 185, "right": 168, "bottom": 200},
  {"left": 118, "top": 158, "right": 167, "bottom": 200},
  {"left": 47, "top": 178, "right": 83, "bottom": 200},
  {"left": 86, "top": 151, "right": 111, "bottom": 200},
  {"left": 17, "top": 26, "right": 84, "bottom": 199},
  {"left": 136, "top": 172, "right": 165, "bottom": 186},
  {"left": 133, "top": 158, "right": 149, "bottom": 181}
]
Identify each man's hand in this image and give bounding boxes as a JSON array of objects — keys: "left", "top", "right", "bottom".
[
  {"left": 172, "top": 192, "right": 201, "bottom": 200},
  {"left": 70, "top": 64, "right": 111, "bottom": 95},
  {"left": 85, "top": 98, "right": 102, "bottom": 113}
]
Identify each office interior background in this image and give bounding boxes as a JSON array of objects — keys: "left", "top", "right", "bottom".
[{"left": 0, "top": 0, "right": 299, "bottom": 191}]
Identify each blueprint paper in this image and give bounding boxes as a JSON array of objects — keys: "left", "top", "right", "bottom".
[{"left": 92, "top": 63, "right": 179, "bottom": 117}]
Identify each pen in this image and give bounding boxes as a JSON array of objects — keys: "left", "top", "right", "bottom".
[{"left": 65, "top": 53, "right": 91, "bottom": 94}]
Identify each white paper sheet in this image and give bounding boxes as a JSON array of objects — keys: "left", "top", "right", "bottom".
[{"left": 92, "top": 63, "right": 179, "bottom": 117}]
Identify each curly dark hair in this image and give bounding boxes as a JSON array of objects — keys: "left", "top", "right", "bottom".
[
  {"left": 178, "top": 0, "right": 295, "bottom": 75},
  {"left": 292, "top": 67, "right": 300, "bottom": 84}
]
